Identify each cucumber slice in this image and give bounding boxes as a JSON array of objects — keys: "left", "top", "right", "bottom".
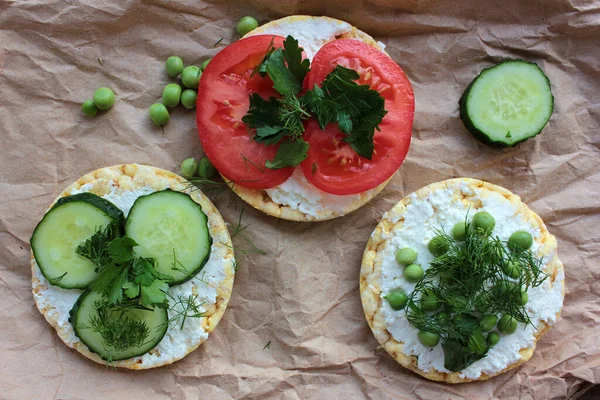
[
  {"left": 125, "top": 190, "right": 212, "bottom": 285},
  {"left": 70, "top": 290, "right": 168, "bottom": 361},
  {"left": 460, "top": 60, "right": 554, "bottom": 147},
  {"left": 31, "top": 193, "right": 124, "bottom": 289}
]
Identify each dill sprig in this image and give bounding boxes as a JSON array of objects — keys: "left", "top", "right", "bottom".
[
  {"left": 76, "top": 222, "right": 120, "bottom": 270},
  {"left": 163, "top": 292, "right": 206, "bottom": 330},
  {"left": 404, "top": 217, "right": 548, "bottom": 371},
  {"left": 80, "top": 301, "right": 151, "bottom": 354}
]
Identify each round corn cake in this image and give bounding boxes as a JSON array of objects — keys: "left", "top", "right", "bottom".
[
  {"left": 360, "top": 178, "right": 564, "bottom": 383},
  {"left": 223, "top": 15, "right": 393, "bottom": 222},
  {"left": 31, "top": 164, "right": 235, "bottom": 369}
]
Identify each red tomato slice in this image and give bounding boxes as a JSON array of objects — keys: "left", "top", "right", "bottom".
[
  {"left": 196, "top": 35, "right": 293, "bottom": 189},
  {"left": 302, "top": 39, "right": 415, "bottom": 195}
]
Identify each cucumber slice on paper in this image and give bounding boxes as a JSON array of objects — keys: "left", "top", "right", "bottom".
[
  {"left": 70, "top": 289, "right": 168, "bottom": 361},
  {"left": 125, "top": 190, "right": 212, "bottom": 285},
  {"left": 31, "top": 193, "right": 124, "bottom": 289},
  {"left": 460, "top": 60, "right": 554, "bottom": 147}
]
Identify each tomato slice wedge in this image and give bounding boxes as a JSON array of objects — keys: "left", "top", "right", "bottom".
[
  {"left": 301, "top": 39, "right": 415, "bottom": 195},
  {"left": 196, "top": 35, "right": 293, "bottom": 189}
]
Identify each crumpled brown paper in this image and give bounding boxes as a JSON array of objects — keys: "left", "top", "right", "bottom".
[{"left": 1, "top": 0, "right": 599, "bottom": 399}]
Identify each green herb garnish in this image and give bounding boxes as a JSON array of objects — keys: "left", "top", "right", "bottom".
[
  {"left": 80, "top": 301, "right": 151, "bottom": 354},
  {"left": 404, "top": 217, "right": 547, "bottom": 372},
  {"left": 242, "top": 35, "right": 387, "bottom": 168}
]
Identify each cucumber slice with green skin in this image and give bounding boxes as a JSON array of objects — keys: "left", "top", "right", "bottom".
[
  {"left": 125, "top": 190, "right": 212, "bottom": 285},
  {"left": 70, "top": 289, "right": 168, "bottom": 361},
  {"left": 31, "top": 193, "right": 125, "bottom": 289},
  {"left": 459, "top": 60, "right": 554, "bottom": 147}
]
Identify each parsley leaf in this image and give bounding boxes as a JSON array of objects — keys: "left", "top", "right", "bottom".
[
  {"left": 265, "top": 138, "right": 309, "bottom": 169},
  {"left": 90, "top": 263, "right": 129, "bottom": 305},
  {"left": 242, "top": 93, "right": 280, "bottom": 131},
  {"left": 140, "top": 279, "right": 169, "bottom": 308},
  {"left": 258, "top": 35, "right": 309, "bottom": 96},
  {"left": 107, "top": 237, "right": 137, "bottom": 263},
  {"left": 306, "top": 65, "right": 387, "bottom": 159},
  {"left": 281, "top": 36, "right": 310, "bottom": 90}
]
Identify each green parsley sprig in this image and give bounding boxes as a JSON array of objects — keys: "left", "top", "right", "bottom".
[{"left": 242, "top": 35, "right": 387, "bottom": 169}]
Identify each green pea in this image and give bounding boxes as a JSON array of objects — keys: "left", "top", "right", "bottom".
[
  {"left": 494, "top": 280, "right": 516, "bottom": 297},
  {"left": 236, "top": 16, "right": 259, "bottom": 36},
  {"left": 420, "top": 292, "right": 439, "bottom": 311},
  {"left": 479, "top": 315, "right": 498, "bottom": 332},
  {"left": 404, "top": 264, "right": 424, "bottom": 283},
  {"left": 502, "top": 261, "right": 522, "bottom": 279},
  {"left": 428, "top": 235, "right": 449, "bottom": 256},
  {"left": 166, "top": 56, "right": 184, "bottom": 78},
  {"left": 81, "top": 99, "right": 98, "bottom": 117},
  {"left": 198, "top": 157, "right": 217, "bottom": 179},
  {"left": 93, "top": 87, "right": 115, "bottom": 110},
  {"left": 181, "top": 158, "right": 199, "bottom": 178},
  {"left": 149, "top": 103, "right": 170, "bottom": 125},
  {"left": 395, "top": 247, "right": 417, "bottom": 265},
  {"left": 201, "top": 58, "right": 211, "bottom": 71},
  {"left": 384, "top": 290, "right": 408, "bottom": 311},
  {"left": 181, "top": 66, "right": 202, "bottom": 89},
  {"left": 452, "top": 222, "right": 467, "bottom": 241},
  {"left": 472, "top": 211, "right": 495, "bottom": 234},
  {"left": 488, "top": 332, "right": 500, "bottom": 346},
  {"left": 180, "top": 89, "right": 198, "bottom": 109},
  {"left": 418, "top": 331, "right": 440, "bottom": 347},
  {"left": 436, "top": 312, "right": 449, "bottom": 321},
  {"left": 162, "top": 83, "right": 182, "bottom": 107},
  {"left": 498, "top": 314, "right": 518, "bottom": 334},
  {"left": 509, "top": 230, "right": 533, "bottom": 252},
  {"left": 516, "top": 288, "right": 528, "bottom": 306}
]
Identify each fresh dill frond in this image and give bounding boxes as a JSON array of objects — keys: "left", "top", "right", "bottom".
[
  {"left": 76, "top": 222, "right": 120, "bottom": 270},
  {"left": 48, "top": 271, "right": 68, "bottom": 285},
  {"left": 163, "top": 292, "right": 206, "bottom": 330},
  {"left": 228, "top": 208, "right": 267, "bottom": 258},
  {"left": 81, "top": 301, "right": 151, "bottom": 354},
  {"left": 404, "top": 215, "right": 549, "bottom": 372}
]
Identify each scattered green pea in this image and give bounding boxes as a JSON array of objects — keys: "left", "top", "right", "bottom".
[
  {"left": 198, "top": 157, "right": 217, "bottom": 179},
  {"left": 479, "top": 315, "right": 498, "bottom": 332},
  {"left": 472, "top": 211, "right": 495, "bottom": 234},
  {"left": 201, "top": 58, "right": 211, "bottom": 71},
  {"left": 494, "top": 280, "right": 516, "bottom": 297},
  {"left": 162, "top": 83, "right": 182, "bottom": 107},
  {"left": 384, "top": 290, "right": 408, "bottom": 311},
  {"left": 428, "top": 235, "right": 449, "bottom": 256},
  {"left": 436, "top": 312, "right": 449, "bottom": 321},
  {"left": 81, "top": 99, "right": 98, "bottom": 117},
  {"left": 420, "top": 292, "right": 439, "bottom": 311},
  {"left": 181, "top": 158, "right": 199, "bottom": 178},
  {"left": 93, "top": 87, "right": 115, "bottom": 110},
  {"left": 516, "top": 288, "right": 528, "bottom": 306},
  {"left": 404, "top": 264, "right": 424, "bottom": 283},
  {"left": 395, "top": 248, "right": 417, "bottom": 265},
  {"left": 236, "top": 16, "right": 259, "bottom": 36},
  {"left": 181, "top": 66, "right": 202, "bottom": 89},
  {"left": 502, "top": 261, "right": 522, "bottom": 279},
  {"left": 179, "top": 89, "right": 197, "bottom": 110},
  {"left": 498, "top": 314, "right": 518, "bottom": 334},
  {"left": 418, "top": 331, "right": 440, "bottom": 347},
  {"left": 452, "top": 221, "right": 467, "bottom": 241},
  {"left": 488, "top": 332, "right": 500, "bottom": 346},
  {"left": 509, "top": 230, "right": 533, "bottom": 252},
  {"left": 149, "top": 103, "right": 170, "bottom": 125},
  {"left": 166, "top": 56, "right": 184, "bottom": 78}
]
